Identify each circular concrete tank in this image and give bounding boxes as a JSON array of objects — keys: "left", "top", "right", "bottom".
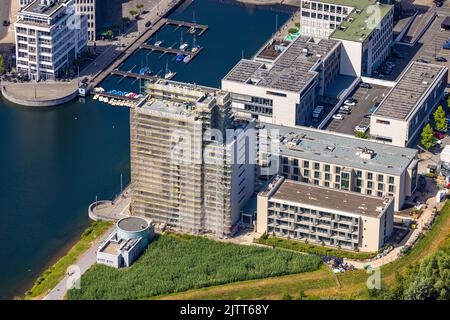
[{"left": 117, "top": 217, "right": 150, "bottom": 241}]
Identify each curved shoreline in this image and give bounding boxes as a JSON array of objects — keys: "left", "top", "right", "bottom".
[{"left": 1, "top": 84, "right": 79, "bottom": 107}]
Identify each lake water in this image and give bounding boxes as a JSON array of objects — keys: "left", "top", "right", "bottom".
[{"left": 0, "top": 0, "right": 291, "bottom": 299}]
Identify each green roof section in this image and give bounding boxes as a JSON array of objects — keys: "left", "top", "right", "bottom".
[{"left": 310, "top": 0, "right": 394, "bottom": 42}]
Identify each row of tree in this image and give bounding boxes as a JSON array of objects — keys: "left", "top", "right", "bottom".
[{"left": 421, "top": 105, "right": 448, "bottom": 150}]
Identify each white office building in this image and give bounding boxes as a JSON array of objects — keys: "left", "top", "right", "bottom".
[
  {"left": 222, "top": 36, "right": 341, "bottom": 127},
  {"left": 300, "top": 0, "right": 395, "bottom": 76},
  {"left": 15, "top": 0, "right": 88, "bottom": 81},
  {"left": 370, "top": 62, "right": 448, "bottom": 147}
]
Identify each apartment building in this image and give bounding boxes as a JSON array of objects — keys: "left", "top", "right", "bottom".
[
  {"left": 15, "top": 0, "right": 88, "bottom": 81},
  {"left": 257, "top": 176, "right": 394, "bottom": 252},
  {"left": 130, "top": 80, "right": 255, "bottom": 238},
  {"left": 300, "top": 0, "right": 394, "bottom": 76},
  {"left": 371, "top": 62, "right": 448, "bottom": 147},
  {"left": 73, "top": 0, "right": 96, "bottom": 41},
  {"left": 257, "top": 123, "right": 418, "bottom": 211},
  {"left": 222, "top": 36, "right": 341, "bottom": 127}
]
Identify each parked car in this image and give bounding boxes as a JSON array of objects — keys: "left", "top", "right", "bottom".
[
  {"left": 2, "top": 20, "right": 10, "bottom": 27},
  {"left": 355, "top": 125, "right": 368, "bottom": 133},
  {"left": 359, "top": 82, "right": 372, "bottom": 89},
  {"left": 344, "top": 99, "right": 357, "bottom": 107},
  {"left": 340, "top": 105, "right": 351, "bottom": 112},
  {"left": 434, "top": 132, "right": 445, "bottom": 139},
  {"left": 145, "top": 21, "right": 152, "bottom": 28},
  {"left": 339, "top": 109, "right": 351, "bottom": 115},
  {"left": 332, "top": 114, "right": 344, "bottom": 120},
  {"left": 435, "top": 56, "right": 447, "bottom": 62},
  {"left": 417, "top": 58, "right": 429, "bottom": 63},
  {"left": 443, "top": 41, "right": 450, "bottom": 50}
]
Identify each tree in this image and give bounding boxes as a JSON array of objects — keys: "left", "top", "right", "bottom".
[
  {"left": 129, "top": 9, "right": 139, "bottom": 19},
  {"left": 355, "top": 131, "right": 369, "bottom": 139},
  {"left": 136, "top": 3, "right": 144, "bottom": 14},
  {"left": 421, "top": 124, "right": 436, "bottom": 150},
  {"left": 433, "top": 105, "right": 447, "bottom": 132},
  {"left": 0, "top": 54, "right": 5, "bottom": 74}
]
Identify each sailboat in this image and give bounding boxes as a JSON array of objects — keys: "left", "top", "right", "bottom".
[
  {"left": 164, "top": 60, "right": 176, "bottom": 79},
  {"left": 179, "top": 31, "right": 189, "bottom": 51},
  {"left": 188, "top": 11, "right": 196, "bottom": 34},
  {"left": 154, "top": 34, "right": 163, "bottom": 47}
]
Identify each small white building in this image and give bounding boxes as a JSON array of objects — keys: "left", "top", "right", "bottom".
[{"left": 97, "top": 217, "right": 154, "bottom": 268}]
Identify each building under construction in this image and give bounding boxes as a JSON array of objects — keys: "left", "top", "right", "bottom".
[{"left": 130, "top": 79, "right": 255, "bottom": 238}]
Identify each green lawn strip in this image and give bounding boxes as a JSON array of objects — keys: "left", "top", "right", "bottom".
[
  {"left": 154, "top": 264, "right": 336, "bottom": 300},
  {"left": 256, "top": 236, "right": 378, "bottom": 260},
  {"left": 160, "top": 201, "right": 450, "bottom": 300},
  {"left": 67, "top": 233, "right": 323, "bottom": 300},
  {"left": 24, "top": 220, "right": 113, "bottom": 299}
]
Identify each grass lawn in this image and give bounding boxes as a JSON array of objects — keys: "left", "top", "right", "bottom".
[
  {"left": 256, "top": 236, "right": 379, "bottom": 260},
  {"left": 158, "top": 201, "right": 450, "bottom": 300},
  {"left": 24, "top": 220, "right": 113, "bottom": 299},
  {"left": 67, "top": 233, "right": 322, "bottom": 300}
]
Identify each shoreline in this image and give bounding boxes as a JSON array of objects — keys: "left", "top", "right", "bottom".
[{"left": 10, "top": 221, "right": 90, "bottom": 300}]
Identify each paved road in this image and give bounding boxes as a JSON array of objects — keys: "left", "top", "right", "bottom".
[{"left": 42, "top": 224, "right": 115, "bottom": 300}]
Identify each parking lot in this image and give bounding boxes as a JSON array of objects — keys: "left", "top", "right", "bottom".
[{"left": 324, "top": 84, "right": 391, "bottom": 135}]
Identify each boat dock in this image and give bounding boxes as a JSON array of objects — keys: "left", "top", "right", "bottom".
[
  {"left": 111, "top": 69, "right": 159, "bottom": 81},
  {"left": 165, "top": 19, "right": 208, "bottom": 36},
  {"left": 140, "top": 44, "right": 203, "bottom": 63}
]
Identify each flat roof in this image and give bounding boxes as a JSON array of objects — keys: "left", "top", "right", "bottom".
[
  {"left": 223, "top": 36, "right": 339, "bottom": 93},
  {"left": 318, "top": 0, "right": 394, "bottom": 42},
  {"left": 267, "top": 177, "right": 391, "bottom": 218},
  {"left": 117, "top": 217, "right": 149, "bottom": 232},
  {"left": 22, "top": 0, "right": 68, "bottom": 17},
  {"left": 260, "top": 123, "right": 417, "bottom": 175},
  {"left": 373, "top": 62, "right": 447, "bottom": 120}
]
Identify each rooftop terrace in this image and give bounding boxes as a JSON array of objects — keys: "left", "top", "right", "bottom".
[
  {"left": 223, "top": 36, "right": 339, "bottom": 93},
  {"left": 260, "top": 123, "right": 418, "bottom": 175},
  {"left": 265, "top": 176, "right": 391, "bottom": 218},
  {"left": 305, "top": 0, "right": 394, "bottom": 42},
  {"left": 22, "top": 0, "right": 69, "bottom": 17},
  {"left": 373, "top": 62, "right": 447, "bottom": 120}
]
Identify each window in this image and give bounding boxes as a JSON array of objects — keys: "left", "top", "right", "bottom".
[
  {"left": 335, "top": 167, "right": 341, "bottom": 174},
  {"left": 303, "top": 161, "right": 310, "bottom": 168},
  {"left": 388, "top": 185, "right": 394, "bottom": 193},
  {"left": 314, "top": 163, "right": 320, "bottom": 170},
  {"left": 367, "top": 181, "right": 373, "bottom": 189},
  {"left": 388, "top": 176, "right": 395, "bottom": 184},
  {"left": 376, "top": 119, "right": 390, "bottom": 125},
  {"left": 304, "top": 169, "right": 310, "bottom": 177},
  {"left": 378, "top": 183, "right": 384, "bottom": 191},
  {"left": 314, "top": 171, "right": 320, "bottom": 179},
  {"left": 324, "top": 164, "right": 330, "bottom": 172},
  {"left": 367, "top": 172, "right": 373, "bottom": 180},
  {"left": 325, "top": 173, "right": 331, "bottom": 181},
  {"left": 378, "top": 174, "right": 384, "bottom": 182},
  {"left": 356, "top": 170, "right": 362, "bottom": 178},
  {"left": 292, "top": 159, "right": 299, "bottom": 167}
]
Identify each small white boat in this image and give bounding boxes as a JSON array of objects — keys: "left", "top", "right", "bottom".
[
  {"left": 103, "top": 98, "right": 109, "bottom": 104},
  {"left": 93, "top": 94, "right": 99, "bottom": 100},
  {"left": 183, "top": 55, "right": 193, "bottom": 63},
  {"left": 179, "top": 42, "right": 189, "bottom": 51},
  {"left": 154, "top": 40, "right": 163, "bottom": 47}
]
